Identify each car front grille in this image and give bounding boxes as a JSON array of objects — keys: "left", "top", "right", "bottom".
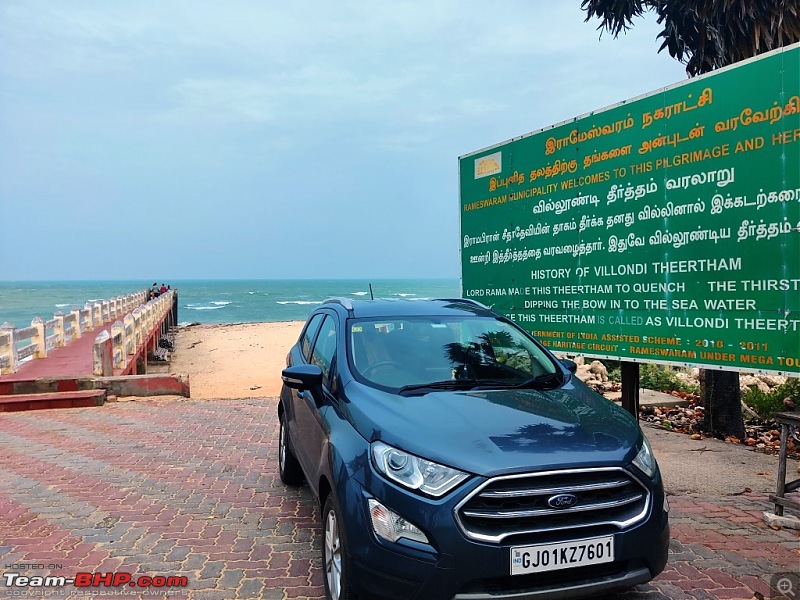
[{"left": 455, "top": 467, "right": 650, "bottom": 543}]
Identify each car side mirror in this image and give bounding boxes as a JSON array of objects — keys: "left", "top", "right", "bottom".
[
  {"left": 560, "top": 359, "right": 578, "bottom": 374},
  {"left": 282, "top": 364, "right": 324, "bottom": 390}
]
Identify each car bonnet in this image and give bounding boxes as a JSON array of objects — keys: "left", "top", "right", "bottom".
[{"left": 342, "top": 381, "right": 644, "bottom": 478}]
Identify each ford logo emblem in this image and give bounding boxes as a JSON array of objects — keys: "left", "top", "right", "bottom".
[{"left": 547, "top": 494, "right": 579, "bottom": 509}]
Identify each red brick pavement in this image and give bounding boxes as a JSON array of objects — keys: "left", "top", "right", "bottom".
[{"left": 0, "top": 397, "right": 797, "bottom": 599}]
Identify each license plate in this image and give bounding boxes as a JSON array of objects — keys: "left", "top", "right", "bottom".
[{"left": 510, "top": 536, "right": 614, "bottom": 575}]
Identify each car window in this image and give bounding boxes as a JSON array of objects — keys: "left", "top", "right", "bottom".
[
  {"left": 301, "top": 313, "right": 325, "bottom": 361},
  {"left": 310, "top": 315, "right": 337, "bottom": 387}
]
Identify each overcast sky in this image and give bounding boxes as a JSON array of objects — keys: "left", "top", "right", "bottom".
[{"left": 0, "top": 1, "right": 687, "bottom": 281}]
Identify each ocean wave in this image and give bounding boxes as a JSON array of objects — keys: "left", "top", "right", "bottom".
[
  {"left": 211, "top": 301, "right": 232, "bottom": 306},
  {"left": 184, "top": 304, "right": 226, "bottom": 311},
  {"left": 394, "top": 293, "right": 417, "bottom": 297},
  {"left": 276, "top": 300, "right": 324, "bottom": 305},
  {"left": 351, "top": 291, "right": 369, "bottom": 296},
  {"left": 55, "top": 303, "right": 71, "bottom": 308}
]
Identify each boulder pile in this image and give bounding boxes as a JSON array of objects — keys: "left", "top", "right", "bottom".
[
  {"left": 571, "top": 356, "right": 620, "bottom": 395},
  {"left": 674, "top": 369, "right": 788, "bottom": 395}
]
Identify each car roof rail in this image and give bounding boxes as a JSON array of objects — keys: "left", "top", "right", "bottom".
[
  {"left": 323, "top": 297, "right": 354, "bottom": 313},
  {"left": 435, "top": 297, "right": 491, "bottom": 311}
]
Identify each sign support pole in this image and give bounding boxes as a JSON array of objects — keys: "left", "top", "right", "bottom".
[{"left": 621, "top": 362, "right": 640, "bottom": 419}]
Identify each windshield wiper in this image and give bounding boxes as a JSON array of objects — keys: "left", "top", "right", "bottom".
[
  {"left": 514, "top": 372, "right": 563, "bottom": 390},
  {"left": 399, "top": 378, "right": 535, "bottom": 396},
  {"left": 398, "top": 379, "right": 482, "bottom": 396}
]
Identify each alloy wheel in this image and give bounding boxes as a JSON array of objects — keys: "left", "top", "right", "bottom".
[
  {"left": 325, "top": 508, "right": 342, "bottom": 600},
  {"left": 279, "top": 419, "right": 287, "bottom": 471}
]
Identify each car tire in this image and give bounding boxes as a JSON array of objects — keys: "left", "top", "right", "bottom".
[
  {"left": 322, "top": 494, "right": 355, "bottom": 600},
  {"left": 278, "top": 415, "right": 304, "bottom": 486}
]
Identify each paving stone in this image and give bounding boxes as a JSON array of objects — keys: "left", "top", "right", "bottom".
[
  {"left": 217, "top": 568, "right": 244, "bottom": 589},
  {"left": 199, "top": 560, "right": 225, "bottom": 580},
  {"left": 237, "top": 578, "right": 265, "bottom": 597},
  {"left": 183, "top": 553, "right": 208, "bottom": 572},
  {"left": 189, "top": 591, "right": 230, "bottom": 600}
]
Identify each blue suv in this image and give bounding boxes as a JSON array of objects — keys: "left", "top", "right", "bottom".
[{"left": 278, "top": 298, "right": 669, "bottom": 600}]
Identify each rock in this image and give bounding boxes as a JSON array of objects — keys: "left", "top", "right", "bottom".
[
  {"left": 587, "top": 360, "right": 608, "bottom": 382},
  {"left": 763, "top": 511, "right": 800, "bottom": 530},
  {"left": 740, "top": 375, "right": 770, "bottom": 394},
  {"left": 759, "top": 374, "right": 786, "bottom": 388},
  {"left": 673, "top": 371, "right": 700, "bottom": 388}
]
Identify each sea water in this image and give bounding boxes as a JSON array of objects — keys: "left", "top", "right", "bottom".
[{"left": 0, "top": 279, "right": 461, "bottom": 328}]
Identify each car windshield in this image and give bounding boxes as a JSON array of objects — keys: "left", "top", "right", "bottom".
[{"left": 348, "top": 315, "right": 559, "bottom": 392}]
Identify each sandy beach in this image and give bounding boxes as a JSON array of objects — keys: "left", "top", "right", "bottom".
[{"left": 169, "top": 321, "right": 304, "bottom": 398}]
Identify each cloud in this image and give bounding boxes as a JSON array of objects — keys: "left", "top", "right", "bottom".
[
  {"left": 0, "top": 0, "right": 688, "bottom": 280},
  {"left": 173, "top": 78, "right": 276, "bottom": 123}
]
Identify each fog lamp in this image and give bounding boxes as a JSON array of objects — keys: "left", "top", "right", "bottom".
[{"left": 367, "top": 499, "right": 429, "bottom": 545}]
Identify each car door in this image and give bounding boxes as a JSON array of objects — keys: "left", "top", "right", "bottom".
[
  {"left": 285, "top": 312, "right": 324, "bottom": 472},
  {"left": 293, "top": 312, "right": 338, "bottom": 492}
]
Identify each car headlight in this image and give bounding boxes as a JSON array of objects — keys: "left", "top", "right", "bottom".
[
  {"left": 632, "top": 436, "right": 657, "bottom": 479},
  {"left": 371, "top": 441, "right": 469, "bottom": 497}
]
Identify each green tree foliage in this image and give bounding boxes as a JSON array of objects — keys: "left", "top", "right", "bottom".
[
  {"left": 743, "top": 379, "right": 800, "bottom": 420},
  {"left": 581, "top": 0, "right": 800, "bottom": 75}
]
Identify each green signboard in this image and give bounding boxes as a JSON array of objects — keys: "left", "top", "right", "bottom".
[{"left": 459, "top": 43, "right": 800, "bottom": 376}]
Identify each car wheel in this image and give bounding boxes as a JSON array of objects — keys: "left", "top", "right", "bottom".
[
  {"left": 322, "top": 494, "right": 355, "bottom": 600},
  {"left": 278, "top": 415, "right": 304, "bottom": 486}
]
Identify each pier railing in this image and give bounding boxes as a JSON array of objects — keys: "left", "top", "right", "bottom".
[
  {"left": 102, "top": 290, "right": 175, "bottom": 374},
  {"left": 0, "top": 290, "right": 149, "bottom": 375}
]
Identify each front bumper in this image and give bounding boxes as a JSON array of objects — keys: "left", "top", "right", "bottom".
[{"left": 341, "top": 469, "right": 669, "bottom": 600}]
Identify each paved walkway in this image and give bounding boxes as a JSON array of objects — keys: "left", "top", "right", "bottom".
[{"left": 0, "top": 397, "right": 797, "bottom": 599}]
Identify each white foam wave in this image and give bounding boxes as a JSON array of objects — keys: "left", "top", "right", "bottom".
[
  {"left": 184, "top": 304, "right": 226, "bottom": 311},
  {"left": 277, "top": 300, "right": 324, "bottom": 305},
  {"left": 211, "top": 301, "right": 232, "bottom": 306},
  {"left": 394, "top": 293, "right": 416, "bottom": 297},
  {"left": 351, "top": 291, "right": 369, "bottom": 296},
  {"left": 55, "top": 303, "right": 71, "bottom": 308}
]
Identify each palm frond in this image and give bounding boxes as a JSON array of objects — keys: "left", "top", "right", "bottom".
[{"left": 582, "top": 0, "right": 800, "bottom": 75}]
